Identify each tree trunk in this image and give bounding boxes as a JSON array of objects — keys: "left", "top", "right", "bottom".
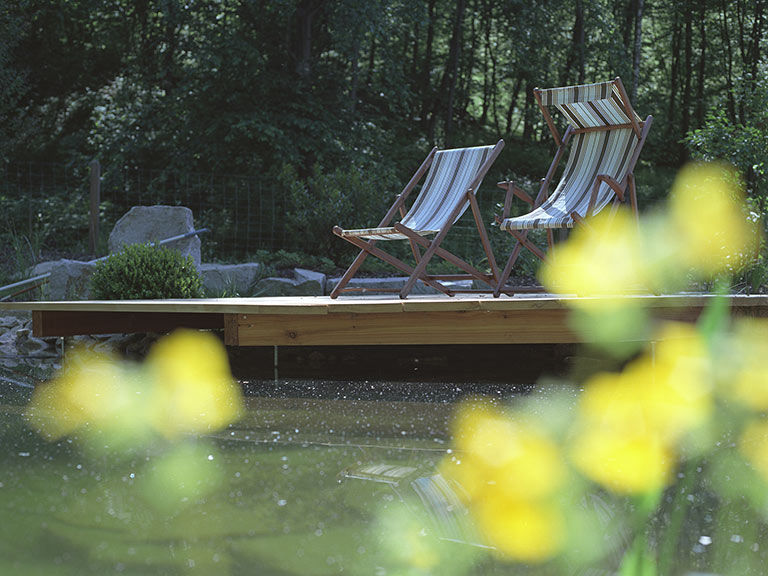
[
  {"left": 350, "top": 37, "right": 360, "bottom": 115},
  {"left": 459, "top": 0, "right": 478, "bottom": 125},
  {"left": 720, "top": 0, "right": 736, "bottom": 122},
  {"left": 632, "top": 0, "right": 644, "bottom": 103},
  {"left": 443, "top": 0, "right": 467, "bottom": 146},
  {"left": 680, "top": 1, "right": 693, "bottom": 162},
  {"left": 505, "top": 75, "right": 524, "bottom": 134},
  {"left": 365, "top": 33, "right": 376, "bottom": 86},
  {"left": 562, "top": 0, "right": 585, "bottom": 84},
  {"left": 666, "top": 5, "right": 681, "bottom": 138},
  {"left": 293, "top": 0, "right": 325, "bottom": 79},
  {"left": 694, "top": 1, "right": 707, "bottom": 128},
  {"left": 420, "top": 0, "right": 437, "bottom": 127},
  {"left": 522, "top": 79, "right": 536, "bottom": 141}
]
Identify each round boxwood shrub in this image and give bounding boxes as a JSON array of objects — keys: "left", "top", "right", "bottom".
[{"left": 91, "top": 243, "right": 204, "bottom": 300}]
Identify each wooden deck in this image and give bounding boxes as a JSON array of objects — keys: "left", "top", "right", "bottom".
[{"left": 2, "top": 293, "right": 767, "bottom": 346}]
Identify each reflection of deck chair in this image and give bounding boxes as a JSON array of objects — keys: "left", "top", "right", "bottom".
[
  {"left": 495, "top": 77, "right": 652, "bottom": 296},
  {"left": 330, "top": 140, "right": 505, "bottom": 299}
]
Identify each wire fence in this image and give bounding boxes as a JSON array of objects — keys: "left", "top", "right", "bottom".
[
  {"left": 1, "top": 160, "right": 512, "bottom": 268},
  {"left": 1, "top": 160, "right": 298, "bottom": 261}
]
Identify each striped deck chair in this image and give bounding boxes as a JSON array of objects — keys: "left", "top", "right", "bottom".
[
  {"left": 495, "top": 77, "right": 652, "bottom": 297},
  {"left": 331, "top": 140, "right": 505, "bottom": 299}
]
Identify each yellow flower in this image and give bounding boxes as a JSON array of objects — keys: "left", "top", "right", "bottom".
[
  {"left": 668, "top": 162, "right": 758, "bottom": 276},
  {"left": 26, "top": 347, "right": 150, "bottom": 442},
  {"left": 571, "top": 429, "right": 672, "bottom": 495},
  {"left": 446, "top": 402, "right": 567, "bottom": 562},
  {"left": 728, "top": 319, "right": 768, "bottom": 411},
  {"left": 739, "top": 420, "right": 768, "bottom": 482},
  {"left": 476, "top": 497, "right": 565, "bottom": 563},
  {"left": 146, "top": 329, "right": 244, "bottom": 438},
  {"left": 571, "top": 323, "right": 713, "bottom": 494},
  {"left": 540, "top": 209, "right": 649, "bottom": 303}
]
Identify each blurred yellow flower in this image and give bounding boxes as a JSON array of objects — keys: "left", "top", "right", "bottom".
[
  {"left": 728, "top": 319, "right": 768, "bottom": 411},
  {"left": 27, "top": 330, "right": 244, "bottom": 446},
  {"left": 739, "top": 420, "right": 768, "bottom": 482},
  {"left": 571, "top": 429, "right": 672, "bottom": 495},
  {"left": 146, "top": 329, "right": 244, "bottom": 438},
  {"left": 446, "top": 403, "right": 567, "bottom": 562},
  {"left": 668, "top": 162, "right": 758, "bottom": 276},
  {"left": 26, "top": 347, "right": 150, "bottom": 443},
  {"left": 476, "top": 497, "right": 565, "bottom": 563},
  {"left": 571, "top": 323, "right": 713, "bottom": 494},
  {"left": 539, "top": 209, "right": 649, "bottom": 303}
]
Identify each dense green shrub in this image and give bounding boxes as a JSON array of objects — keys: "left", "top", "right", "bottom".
[
  {"left": 91, "top": 243, "right": 203, "bottom": 300},
  {"left": 281, "top": 162, "right": 399, "bottom": 262}
]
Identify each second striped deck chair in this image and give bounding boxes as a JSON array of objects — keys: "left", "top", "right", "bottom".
[
  {"left": 495, "top": 77, "right": 652, "bottom": 296},
  {"left": 330, "top": 140, "right": 505, "bottom": 299}
]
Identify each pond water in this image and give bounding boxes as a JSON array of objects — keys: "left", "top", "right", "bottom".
[
  {"left": 1, "top": 343, "right": 569, "bottom": 576},
  {"left": 2, "top": 344, "right": 759, "bottom": 575}
]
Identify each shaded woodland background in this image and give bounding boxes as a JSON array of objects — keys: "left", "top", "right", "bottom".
[{"left": 0, "top": 0, "right": 766, "bottom": 275}]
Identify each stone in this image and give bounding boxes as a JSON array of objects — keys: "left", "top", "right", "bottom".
[
  {"left": 325, "top": 276, "right": 473, "bottom": 296},
  {"left": 200, "top": 263, "right": 262, "bottom": 296},
  {"left": 27, "top": 260, "right": 60, "bottom": 278},
  {"left": 252, "top": 277, "right": 324, "bottom": 297},
  {"left": 0, "top": 315, "right": 25, "bottom": 329},
  {"left": 108, "top": 206, "right": 202, "bottom": 268},
  {"left": 45, "top": 259, "right": 97, "bottom": 301},
  {"left": 14, "top": 328, "right": 57, "bottom": 356},
  {"left": 294, "top": 268, "right": 326, "bottom": 294}
]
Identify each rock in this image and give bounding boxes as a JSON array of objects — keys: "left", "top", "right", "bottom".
[
  {"left": 108, "top": 206, "right": 201, "bottom": 268},
  {"left": 0, "top": 315, "right": 25, "bottom": 329},
  {"left": 252, "top": 277, "right": 324, "bottom": 297},
  {"left": 46, "top": 259, "right": 97, "bottom": 300},
  {"left": 27, "top": 260, "right": 60, "bottom": 278},
  {"left": 200, "top": 263, "right": 262, "bottom": 296},
  {"left": 14, "top": 328, "right": 58, "bottom": 356},
  {"left": 325, "top": 276, "right": 473, "bottom": 296},
  {"left": 294, "top": 268, "right": 326, "bottom": 294}
]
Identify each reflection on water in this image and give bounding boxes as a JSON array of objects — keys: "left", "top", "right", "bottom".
[
  {"left": 4, "top": 344, "right": 758, "bottom": 575},
  {"left": 0, "top": 371, "right": 547, "bottom": 576}
]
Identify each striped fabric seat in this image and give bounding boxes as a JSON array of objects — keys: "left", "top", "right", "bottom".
[
  {"left": 501, "top": 128, "right": 637, "bottom": 230},
  {"left": 500, "top": 80, "right": 642, "bottom": 231},
  {"left": 339, "top": 145, "right": 495, "bottom": 240}
]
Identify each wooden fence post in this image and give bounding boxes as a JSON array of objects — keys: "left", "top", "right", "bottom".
[{"left": 89, "top": 159, "right": 100, "bottom": 255}]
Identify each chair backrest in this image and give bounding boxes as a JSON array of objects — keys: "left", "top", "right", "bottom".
[
  {"left": 401, "top": 144, "right": 497, "bottom": 232},
  {"left": 535, "top": 79, "right": 647, "bottom": 224}
]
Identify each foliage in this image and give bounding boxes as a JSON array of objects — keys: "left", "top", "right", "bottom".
[
  {"left": 281, "top": 161, "right": 399, "bottom": 262},
  {"left": 91, "top": 243, "right": 203, "bottom": 300},
  {"left": 686, "top": 65, "right": 768, "bottom": 201},
  {"left": 2, "top": 1, "right": 767, "bottom": 281}
]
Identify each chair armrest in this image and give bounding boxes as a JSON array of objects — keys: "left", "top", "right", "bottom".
[
  {"left": 497, "top": 181, "right": 534, "bottom": 219},
  {"left": 595, "top": 174, "right": 626, "bottom": 202}
]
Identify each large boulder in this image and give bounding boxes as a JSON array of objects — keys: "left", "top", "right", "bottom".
[
  {"left": 109, "top": 206, "right": 201, "bottom": 268},
  {"left": 200, "top": 263, "right": 262, "bottom": 296},
  {"left": 46, "top": 259, "right": 97, "bottom": 300},
  {"left": 325, "top": 276, "right": 473, "bottom": 296},
  {"left": 252, "top": 269, "right": 327, "bottom": 297}
]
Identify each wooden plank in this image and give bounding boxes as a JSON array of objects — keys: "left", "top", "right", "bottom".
[
  {"left": 5, "top": 293, "right": 768, "bottom": 316},
  {"left": 235, "top": 310, "right": 582, "bottom": 346},
  {"left": 32, "top": 310, "right": 224, "bottom": 338},
  {"left": 224, "top": 314, "right": 240, "bottom": 346}
]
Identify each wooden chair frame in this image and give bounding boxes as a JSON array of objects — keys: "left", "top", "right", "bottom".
[
  {"left": 331, "top": 140, "right": 505, "bottom": 299},
  {"left": 494, "top": 78, "right": 653, "bottom": 297}
]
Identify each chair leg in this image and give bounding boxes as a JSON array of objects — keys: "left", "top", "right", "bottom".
[
  {"left": 339, "top": 234, "right": 453, "bottom": 296},
  {"left": 494, "top": 237, "right": 524, "bottom": 297},
  {"left": 400, "top": 229, "right": 450, "bottom": 299},
  {"left": 330, "top": 227, "right": 374, "bottom": 299}
]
